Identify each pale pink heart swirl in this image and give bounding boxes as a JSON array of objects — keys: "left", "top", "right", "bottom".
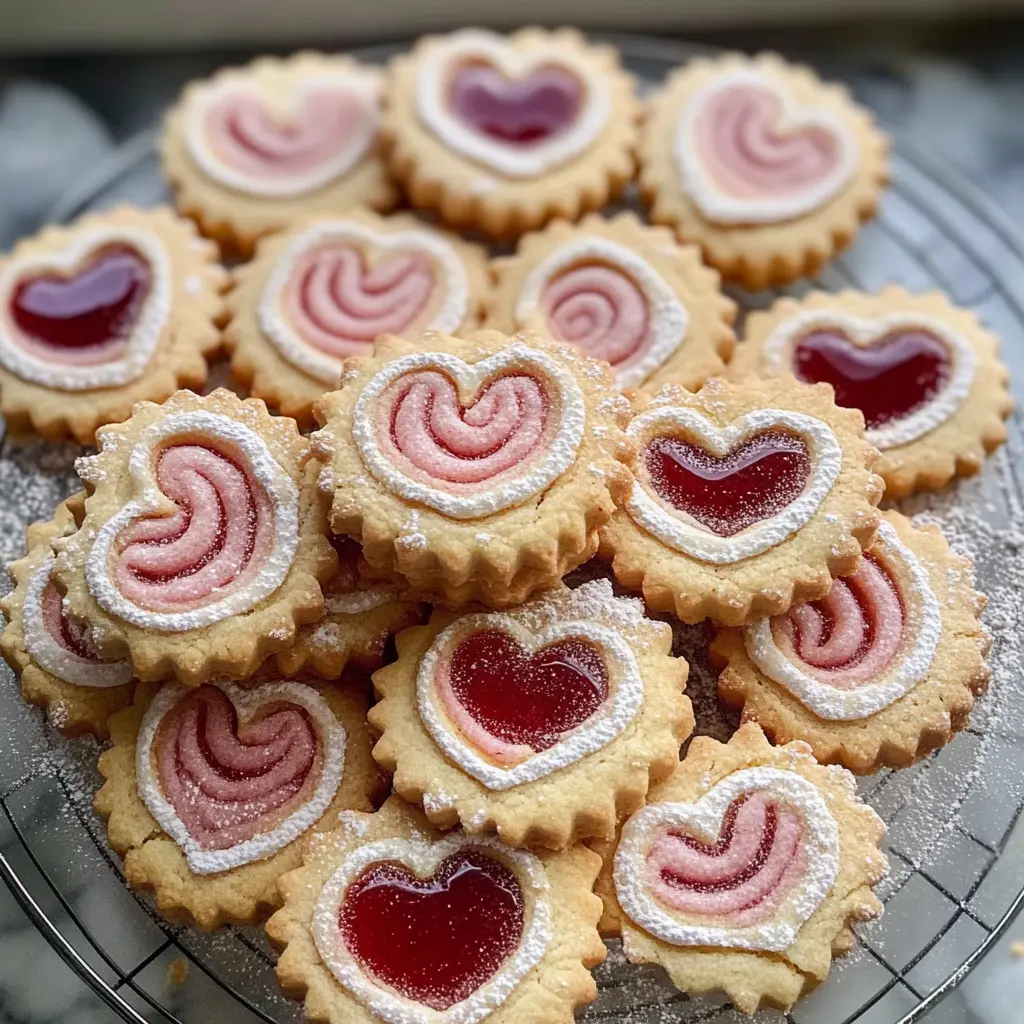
[
  {"left": 41, "top": 578, "right": 104, "bottom": 661},
  {"left": 282, "top": 245, "right": 435, "bottom": 358},
  {"left": 646, "top": 792, "right": 808, "bottom": 927},
  {"left": 541, "top": 264, "right": 649, "bottom": 366},
  {"left": 696, "top": 84, "right": 843, "bottom": 199},
  {"left": 155, "top": 686, "right": 322, "bottom": 851},
  {"left": 771, "top": 555, "right": 903, "bottom": 689},
  {"left": 112, "top": 444, "right": 276, "bottom": 613}
]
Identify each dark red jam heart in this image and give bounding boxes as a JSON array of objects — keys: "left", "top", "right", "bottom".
[
  {"left": 447, "top": 629, "right": 608, "bottom": 752},
  {"left": 644, "top": 430, "right": 811, "bottom": 538},
  {"left": 793, "top": 329, "right": 951, "bottom": 430},
  {"left": 10, "top": 245, "right": 151, "bottom": 353},
  {"left": 448, "top": 62, "right": 582, "bottom": 144},
  {"left": 339, "top": 849, "right": 524, "bottom": 1010}
]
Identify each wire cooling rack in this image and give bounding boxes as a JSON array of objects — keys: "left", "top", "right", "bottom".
[{"left": 1, "top": 34, "right": 1023, "bottom": 1024}]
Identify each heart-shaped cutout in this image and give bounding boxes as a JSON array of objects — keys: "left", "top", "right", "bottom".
[
  {"left": 625, "top": 407, "right": 842, "bottom": 564},
  {"left": 259, "top": 221, "right": 471, "bottom": 384},
  {"left": 614, "top": 766, "right": 840, "bottom": 951},
  {"left": 312, "top": 835, "right": 550, "bottom": 1024},
  {"left": 676, "top": 69, "right": 858, "bottom": 224},
  {"left": 353, "top": 345, "right": 585, "bottom": 520},
  {"left": 416, "top": 29, "right": 611, "bottom": 179},
  {"left": 187, "top": 71, "right": 380, "bottom": 197},
  {"left": 137, "top": 679, "right": 346, "bottom": 874}
]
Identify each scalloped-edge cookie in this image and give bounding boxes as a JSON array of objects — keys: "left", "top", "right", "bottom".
[
  {"left": 485, "top": 212, "right": 736, "bottom": 392},
  {"left": 224, "top": 208, "right": 490, "bottom": 424},
  {"left": 734, "top": 286, "right": 1013, "bottom": 498},
  {"left": 266, "top": 795, "right": 606, "bottom": 1024},
  {"left": 161, "top": 52, "right": 397, "bottom": 256},
  {"left": 52, "top": 389, "right": 335, "bottom": 686},
  {"left": 369, "top": 579, "right": 692, "bottom": 849},
  {"left": 593, "top": 723, "right": 887, "bottom": 1015},
  {"left": 639, "top": 52, "right": 889, "bottom": 289},
  {"left": 600, "top": 377, "right": 883, "bottom": 625},
  {"left": 0, "top": 206, "right": 225, "bottom": 444},
  {"left": 382, "top": 28, "right": 639, "bottom": 239}
]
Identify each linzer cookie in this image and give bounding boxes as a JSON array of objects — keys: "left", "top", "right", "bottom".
[
  {"left": 600, "top": 377, "right": 883, "bottom": 625},
  {"left": 370, "top": 580, "right": 692, "bottom": 849},
  {"left": 1, "top": 498, "right": 133, "bottom": 739},
  {"left": 52, "top": 389, "right": 335, "bottom": 686},
  {"left": 639, "top": 53, "right": 889, "bottom": 289},
  {"left": 312, "top": 330, "right": 634, "bottom": 606},
  {"left": 383, "top": 28, "right": 639, "bottom": 238},
  {"left": 598, "top": 724, "right": 887, "bottom": 1015},
  {"left": 267, "top": 795, "right": 605, "bottom": 1024},
  {"left": 95, "top": 678, "right": 378, "bottom": 928},
  {"left": 735, "top": 287, "right": 1013, "bottom": 498},
  {"left": 713, "top": 512, "right": 990, "bottom": 773},
  {"left": 485, "top": 212, "right": 736, "bottom": 392},
  {"left": 224, "top": 209, "right": 489, "bottom": 423},
  {"left": 0, "top": 206, "right": 225, "bottom": 444},
  {"left": 161, "top": 53, "right": 396, "bottom": 255}
]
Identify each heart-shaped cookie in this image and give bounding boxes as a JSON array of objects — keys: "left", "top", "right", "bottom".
[
  {"left": 418, "top": 614, "right": 643, "bottom": 790},
  {"left": 312, "top": 835, "right": 550, "bottom": 1024},
  {"left": 676, "top": 69, "right": 859, "bottom": 224},
  {"left": 137, "top": 679, "right": 346, "bottom": 874},
  {"left": 0, "top": 228, "right": 171, "bottom": 391},
  {"left": 614, "top": 766, "right": 839, "bottom": 952},
  {"left": 352, "top": 345, "right": 586, "bottom": 520}
]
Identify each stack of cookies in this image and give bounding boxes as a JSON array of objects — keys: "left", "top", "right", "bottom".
[{"left": 0, "top": 27, "right": 1011, "bottom": 1022}]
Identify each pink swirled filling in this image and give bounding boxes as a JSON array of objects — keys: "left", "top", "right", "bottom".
[
  {"left": 112, "top": 443, "right": 275, "bottom": 613},
  {"left": 647, "top": 792, "right": 807, "bottom": 927},
  {"left": 696, "top": 84, "right": 842, "bottom": 199},
  {"left": 41, "top": 578, "right": 103, "bottom": 661},
  {"left": 155, "top": 685, "right": 322, "bottom": 851},
  {"left": 282, "top": 245, "right": 435, "bottom": 358}
]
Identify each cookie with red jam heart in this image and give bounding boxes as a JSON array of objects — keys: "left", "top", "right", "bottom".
[
  {"left": 95, "top": 677, "right": 379, "bottom": 928},
  {"left": 712, "top": 511, "right": 990, "bottom": 774},
  {"left": 312, "top": 330, "right": 634, "bottom": 607},
  {"left": 593, "top": 723, "right": 887, "bottom": 1015},
  {"left": 1, "top": 497, "right": 134, "bottom": 739},
  {"left": 267, "top": 795, "right": 605, "bottom": 1024},
  {"left": 52, "top": 389, "right": 335, "bottom": 686},
  {"left": 639, "top": 53, "right": 889, "bottom": 290},
  {"left": 224, "top": 208, "right": 490, "bottom": 424},
  {"left": 161, "top": 52, "right": 397, "bottom": 256},
  {"left": 735, "top": 287, "right": 1013, "bottom": 498},
  {"left": 485, "top": 212, "right": 737, "bottom": 393},
  {"left": 0, "top": 206, "right": 225, "bottom": 444},
  {"left": 600, "top": 377, "right": 883, "bottom": 625},
  {"left": 369, "top": 579, "right": 692, "bottom": 849},
  {"left": 382, "top": 28, "right": 639, "bottom": 239}
]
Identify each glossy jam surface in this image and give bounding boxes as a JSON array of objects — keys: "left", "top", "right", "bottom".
[
  {"left": 793, "top": 329, "right": 951, "bottom": 429},
  {"left": 447, "top": 629, "right": 608, "bottom": 752},
  {"left": 9, "top": 245, "right": 150, "bottom": 353},
  {"left": 644, "top": 430, "right": 811, "bottom": 537},
  {"left": 41, "top": 579, "right": 100, "bottom": 660},
  {"left": 448, "top": 61, "right": 582, "bottom": 144},
  {"left": 339, "top": 850, "right": 524, "bottom": 1010}
]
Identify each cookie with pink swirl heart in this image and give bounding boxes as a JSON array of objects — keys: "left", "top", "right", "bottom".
[
  {"left": 485, "top": 212, "right": 736, "bottom": 393},
  {"left": 640, "top": 53, "right": 889, "bottom": 289},
  {"left": 594, "top": 724, "right": 887, "bottom": 1015},
  {"left": 370, "top": 579, "right": 692, "bottom": 849},
  {"left": 0, "top": 206, "right": 225, "bottom": 444},
  {"left": 225, "top": 209, "right": 489, "bottom": 424},
  {"left": 312, "top": 330, "right": 634, "bottom": 607},
  {"left": 383, "top": 28, "right": 639, "bottom": 239},
  {"left": 735, "top": 287, "right": 1013, "bottom": 499},
  {"left": 52, "top": 389, "right": 335, "bottom": 686},
  {"left": 267, "top": 795, "right": 606, "bottom": 1024},
  {"left": 600, "top": 377, "right": 884, "bottom": 625},
  {"left": 95, "top": 678, "right": 379, "bottom": 928},
  {"left": 713, "top": 511, "right": 990, "bottom": 774}
]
